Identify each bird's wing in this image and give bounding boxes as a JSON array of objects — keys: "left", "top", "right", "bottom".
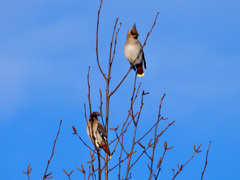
[
  {"left": 97, "top": 123, "right": 107, "bottom": 140},
  {"left": 142, "top": 51, "right": 146, "bottom": 69}
]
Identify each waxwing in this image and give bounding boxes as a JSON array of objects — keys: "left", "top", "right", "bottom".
[
  {"left": 124, "top": 24, "right": 146, "bottom": 77},
  {"left": 87, "top": 112, "right": 112, "bottom": 158}
]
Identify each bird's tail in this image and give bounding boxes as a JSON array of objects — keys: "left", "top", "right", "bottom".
[
  {"left": 136, "top": 63, "right": 145, "bottom": 77},
  {"left": 102, "top": 144, "right": 112, "bottom": 159}
]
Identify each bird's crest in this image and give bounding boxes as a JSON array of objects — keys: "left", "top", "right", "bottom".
[
  {"left": 90, "top": 112, "right": 101, "bottom": 118},
  {"left": 131, "top": 24, "right": 138, "bottom": 35}
]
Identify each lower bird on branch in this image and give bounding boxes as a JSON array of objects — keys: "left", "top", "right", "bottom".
[{"left": 87, "top": 112, "right": 112, "bottom": 159}]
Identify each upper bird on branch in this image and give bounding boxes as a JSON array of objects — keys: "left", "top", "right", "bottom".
[{"left": 124, "top": 24, "right": 146, "bottom": 77}]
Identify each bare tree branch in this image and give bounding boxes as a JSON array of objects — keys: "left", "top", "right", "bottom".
[
  {"left": 97, "top": 149, "right": 102, "bottom": 180},
  {"left": 87, "top": 150, "right": 97, "bottom": 180},
  {"left": 84, "top": 103, "right": 88, "bottom": 124},
  {"left": 118, "top": 135, "right": 124, "bottom": 180},
  {"left": 134, "top": 117, "right": 169, "bottom": 145},
  {"left": 23, "top": 163, "right": 32, "bottom": 180},
  {"left": 201, "top": 141, "right": 211, "bottom": 180},
  {"left": 111, "top": 74, "right": 140, "bottom": 156},
  {"left": 142, "top": 12, "right": 159, "bottom": 49},
  {"left": 76, "top": 164, "right": 86, "bottom": 180},
  {"left": 130, "top": 121, "right": 175, "bottom": 171},
  {"left": 72, "top": 126, "right": 105, "bottom": 160},
  {"left": 104, "top": 16, "right": 122, "bottom": 180},
  {"left": 109, "top": 18, "right": 119, "bottom": 65},
  {"left": 99, "top": 88, "right": 105, "bottom": 128},
  {"left": 108, "top": 155, "right": 129, "bottom": 173},
  {"left": 153, "top": 141, "right": 173, "bottom": 180},
  {"left": 111, "top": 22, "right": 122, "bottom": 64},
  {"left": 96, "top": 0, "right": 106, "bottom": 80},
  {"left": 109, "top": 67, "right": 132, "bottom": 97},
  {"left": 172, "top": 143, "right": 202, "bottom": 180},
  {"left": 43, "top": 120, "right": 62, "bottom": 180},
  {"left": 63, "top": 169, "right": 73, "bottom": 180},
  {"left": 87, "top": 66, "right": 92, "bottom": 114},
  {"left": 149, "top": 94, "right": 166, "bottom": 179},
  {"left": 125, "top": 90, "right": 146, "bottom": 179}
]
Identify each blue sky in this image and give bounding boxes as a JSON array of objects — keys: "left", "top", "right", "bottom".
[{"left": 0, "top": 0, "right": 239, "bottom": 179}]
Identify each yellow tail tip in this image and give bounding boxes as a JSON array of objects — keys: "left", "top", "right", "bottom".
[
  {"left": 109, "top": 155, "right": 112, "bottom": 159},
  {"left": 137, "top": 73, "right": 145, "bottom": 77}
]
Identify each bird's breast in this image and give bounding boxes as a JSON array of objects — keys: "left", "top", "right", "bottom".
[{"left": 124, "top": 44, "right": 143, "bottom": 65}]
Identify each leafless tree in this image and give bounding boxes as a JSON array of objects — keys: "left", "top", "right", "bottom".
[{"left": 23, "top": 1, "right": 211, "bottom": 180}]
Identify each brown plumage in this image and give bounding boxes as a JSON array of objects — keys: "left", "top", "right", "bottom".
[{"left": 87, "top": 112, "right": 112, "bottom": 158}]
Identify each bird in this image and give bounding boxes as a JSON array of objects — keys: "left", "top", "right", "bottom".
[
  {"left": 87, "top": 112, "right": 112, "bottom": 159},
  {"left": 124, "top": 23, "right": 146, "bottom": 77}
]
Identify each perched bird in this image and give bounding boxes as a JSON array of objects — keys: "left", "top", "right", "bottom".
[
  {"left": 87, "top": 112, "right": 112, "bottom": 159},
  {"left": 124, "top": 24, "right": 146, "bottom": 77}
]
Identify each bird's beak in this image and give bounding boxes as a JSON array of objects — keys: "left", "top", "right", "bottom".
[{"left": 133, "top": 34, "right": 139, "bottom": 39}]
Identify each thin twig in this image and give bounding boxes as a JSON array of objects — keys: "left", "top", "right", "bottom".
[
  {"left": 110, "top": 114, "right": 130, "bottom": 150},
  {"left": 138, "top": 142, "right": 152, "bottom": 160},
  {"left": 125, "top": 89, "right": 145, "bottom": 179},
  {"left": 111, "top": 78, "right": 141, "bottom": 155},
  {"left": 113, "top": 130, "right": 128, "bottom": 155},
  {"left": 23, "top": 163, "right": 32, "bottom": 180},
  {"left": 154, "top": 150, "right": 166, "bottom": 180},
  {"left": 142, "top": 12, "right": 159, "bottom": 48},
  {"left": 135, "top": 118, "right": 161, "bottom": 145},
  {"left": 109, "top": 67, "right": 132, "bottom": 97},
  {"left": 118, "top": 135, "right": 124, "bottom": 180},
  {"left": 149, "top": 117, "right": 159, "bottom": 178},
  {"left": 201, "top": 141, "right": 211, "bottom": 180},
  {"left": 72, "top": 126, "right": 105, "bottom": 159},
  {"left": 97, "top": 149, "right": 101, "bottom": 180},
  {"left": 104, "top": 13, "right": 120, "bottom": 180},
  {"left": 130, "top": 143, "right": 151, "bottom": 170},
  {"left": 99, "top": 88, "right": 105, "bottom": 128},
  {"left": 132, "top": 12, "right": 159, "bottom": 73},
  {"left": 111, "top": 22, "right": 122, "bottom": 64},
  {"left": 172, "top": 144, "right": 202, "bottom": 180},
  {"left": 43, "top": 120, "right": 62, "bottom": 180},
  {"left": 130, "top": 121, "right": 175, "bottom": 171},
  {"left": 149, "top": 94, "right": 166, "bottom": 179},
  {"left": 87, "top": 66, "right": 92, "bottom": 114},
  {"left": 108, "top": 155, "right": 130, "bottom": 172},
  {"left": 84, "top": 103, "right": 88, "bottom": 124},
  {"left": 109, "top": 18, "right": 119, "bottom": 66},
  {"left": 76, "top": 164, "right": 86, "bottom": 180},
  {"left": 96, "top": 0, "right": 106, "bottom": 80},
  {"left": 153, "top": 141, "right": 173, "bottom": 179},
  {"left": 63, "top": 169, "right": 73, "bottom": 180},
  {"left": 135, "top": 119, "right": 174, "bottom": 146},
  {"left": 135, "top": 90, "right": 146, "bottom": 125},
  {"left": 88, "top": 150, "right": 97, "bottom": 180}
]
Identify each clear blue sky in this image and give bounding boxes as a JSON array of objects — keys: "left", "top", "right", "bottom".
[{"left": 1, "top": 0, "right": 239, "bottom": 179}]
